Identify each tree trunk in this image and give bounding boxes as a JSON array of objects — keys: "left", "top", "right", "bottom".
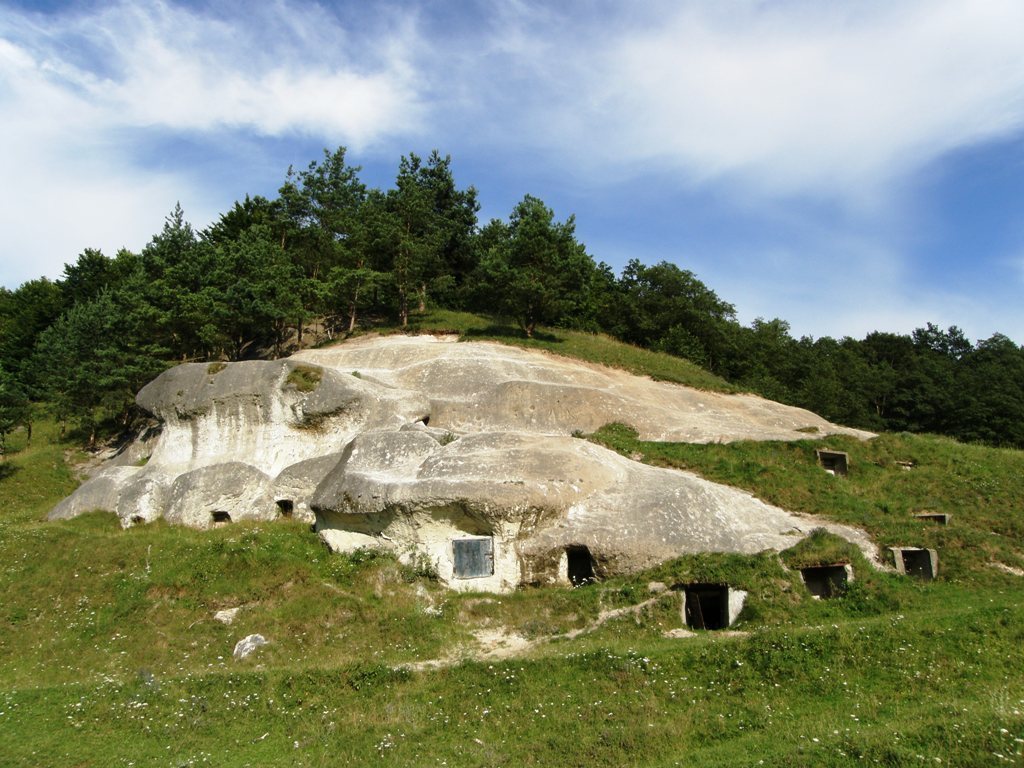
[
  {"left": 348, "top": 287, "right": 359, "bottom": 332},
  {"left": 418, "top": 283, "right": 427, "bottom": 314}
]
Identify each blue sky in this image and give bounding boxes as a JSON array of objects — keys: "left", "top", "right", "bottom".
[{"left": 2, "top": 0, "right": 1023, "bottom": 343}]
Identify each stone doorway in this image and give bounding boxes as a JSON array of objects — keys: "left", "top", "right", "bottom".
[{"left": 682, "top": 584, "right": 730, "bottom": 630}]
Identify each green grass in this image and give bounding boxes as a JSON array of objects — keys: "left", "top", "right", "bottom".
[
  {"left": 1, "top": 419, "right": 1023, "bottom": 766},
  {"left": 285, "top": 365, "right": 323, "bottom": 393}
]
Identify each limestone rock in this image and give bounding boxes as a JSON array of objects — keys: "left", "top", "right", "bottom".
[
  {"left": 214, "top": 607, "right": 241, "bottom": 625},
  {"left": 294, "top": 335, "right": 873, "bottom": 443},
  {"left": 49, "top": 466, "right": 141, "bottom": 522},
  {"left": 233, "top": 634, "right": 268, "bottom": 660},
  {"left": 165, "top": 462, "right": 274, "bottom": 529},
  {"left": 49, "top": 334, "right": 879, "bottom": 592},
  {"left": 312, "top": 430, "right": 874, "bottom": 591}
]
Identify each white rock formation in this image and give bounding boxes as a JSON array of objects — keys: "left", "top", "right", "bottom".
[
  {"left": 49, "top": 335, "right": 876, "bottom": 592},
  {"left": 233, "top": 634, "right": 267, "bottom": 660}
]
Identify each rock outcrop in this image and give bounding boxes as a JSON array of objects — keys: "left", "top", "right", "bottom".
[{"left": 50, "top": 335, "right": 876, "bottom": 592}]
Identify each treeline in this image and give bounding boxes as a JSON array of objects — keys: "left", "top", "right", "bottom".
[{"left": 1, "top": 147, "right": 1023, "bottom": 451}]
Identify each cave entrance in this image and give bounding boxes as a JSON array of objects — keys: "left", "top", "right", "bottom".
[
  {"left": 801, "top": 565, "right": 849, "bottom": 598},
  {"left": 682, "top": 584, "right": 730, "bottom": 630},
  {"left": 565, "top": 546, "right": 595, "bottom": 586},
  {"left": 211, "top": 510, "right": 232, "bottom": 527},
  {"left": 276, "top": 499, "right": 294, "bottom": 519},
  {"left": 816, "top": 449, "right": 849, "bottom": 476}
]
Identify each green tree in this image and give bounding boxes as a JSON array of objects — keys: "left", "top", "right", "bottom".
[
  {"left": 31, "top": 291, "right": 166, "bottom": 444},
  {"left": 211, "top": 225, "right": 306, "bottom": 359},
  {"left": 477, "top": 195, "right": 593, "bottom": 337},
  {"left": 0, "top": 278, "right": 66, "bottom": 381},
  {"left": 618, "top": 260, "right": 737, "bottom": 371},
  {"left": 0, "top": 364, "right": 30, "bottom": 459},
  {"left": 953, "top": 333, "right": 1024, "bottom": 447}
]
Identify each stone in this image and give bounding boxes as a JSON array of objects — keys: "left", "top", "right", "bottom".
[
  {"left": 295, "top": 336, "right": 874, "bottom": 444},
  {"left": 214, "top": 607, "right": 241, "bottom": 625},
  {"left": 49, "top": 335, "right": 879, "bottom": 593},
  {"left": 233, "top": 634, "right": 268, "bottom": 660}
]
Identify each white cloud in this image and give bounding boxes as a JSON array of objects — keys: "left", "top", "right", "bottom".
[
  {"left": 485, "top": 0, "right": 1024, "bottom": 202},
  {"left": 12, "top": 0, "right": 425, "bottom": 143},
  {"left": 0, "top": 1, "right": 428, "bottom": 287}
]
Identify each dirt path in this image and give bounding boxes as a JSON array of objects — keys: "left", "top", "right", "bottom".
[{"left": 401, "top": 592, "right": 676, "bottom": 671}]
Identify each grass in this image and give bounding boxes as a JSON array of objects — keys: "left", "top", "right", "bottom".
[
  {"left": 285, "top": 365, "right": 323, "bottom": 393},
  {"left": 1, "top": 425, "right": 1023, "bottom": 763}
]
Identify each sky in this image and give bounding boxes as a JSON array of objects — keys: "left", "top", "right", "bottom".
[{"left": 2, "top": 0, "right": 1023, "bottom": 343}]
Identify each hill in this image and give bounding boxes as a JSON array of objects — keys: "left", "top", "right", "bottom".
[{"left": 1, "top": 328, "right": 1022, "bottom": 765}]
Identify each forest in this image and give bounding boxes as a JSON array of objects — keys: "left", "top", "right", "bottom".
[{"left": 1, "top": 146, "right": 1023, "bottom": 451}]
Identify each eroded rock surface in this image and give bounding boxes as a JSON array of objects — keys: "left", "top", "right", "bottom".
[
  {"left": 294, "top": 335, "right": 873, "bottom": 443},
  {"left": 50, "top": 335, "right": 877, "bottom": 591}
]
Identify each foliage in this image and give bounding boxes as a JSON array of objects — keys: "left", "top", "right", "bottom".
[
  {"left": 0, "top": 363, "right": 30, "bottom": 458},
  {"left": 29, "top": 290, "right": 167, "bottom": 442},
  {"left": 475, "top": 195, "right": 593, "bottom": 337}
]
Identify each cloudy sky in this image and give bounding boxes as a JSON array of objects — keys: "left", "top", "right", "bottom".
[{"left": 2, "top": 0, "right": 1023, "bottom": 342}]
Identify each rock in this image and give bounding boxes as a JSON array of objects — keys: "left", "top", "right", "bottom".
[
  {"left": 295, "top": 335, "right": 873, "bottom": 443},
  {"left": 165, "top": 462, "right": 274, "bottom": 529},
  {"left": 48, "top": 466, "right": 141, "bottom": 521},
  {"left": 48, "top": 335, "right": 879, "bottom": 593},
  {"left": 663, "top": 628, "right": 696, "bottom": 639},
  {"left": 313, "top": 430, "right": 876, "bottom": 591},
  {"left": 233, "top": 634, "right": 268, "bottom": 660},
  {"left": 214, "top": 607, "right": 241, "bottom": 625},
  {"left": 647, "top": 581, "right": 668, "bottom": 594}
]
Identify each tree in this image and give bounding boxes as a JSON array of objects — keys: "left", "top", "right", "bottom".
[
  {"left": 210, "top": 225, "right": 306, "bottom": 359},
  {"left": 617, "top": 260, "right": 737, "bottom": 371},
  {"left": 59, "top": 248, "right": 115, "bottom": 306},
  {"left": 477, "top": 195, "right": 593, "bottom": 337},
  {"left": 729, "top": 318, "right": 800, "bottom": 403},
  {"left": 953, "top": 334, "right": 1024, "bottom": 447},
  {"left": 0, "top": 278, "right": 66, "bottom": 382},
  {"left": 0, "top": 364, "right": 30, "bottom": 459},
  {"left": 31, "top": 290, "right": 166, "bottom": 444},
  {"left": 140, "top": 203, "right": 213, "bottom": 360}
]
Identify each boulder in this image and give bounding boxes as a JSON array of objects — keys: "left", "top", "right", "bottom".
[
  {"left": 233, "top": 634, "right": 268, "bottom": 660},
  {"left": 49, "top": 335, "right": 878, "bottom": 592}
]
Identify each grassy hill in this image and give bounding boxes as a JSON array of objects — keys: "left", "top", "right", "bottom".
[{"left": 1, "top": 328, "right": 1022, "bottom": 767}]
